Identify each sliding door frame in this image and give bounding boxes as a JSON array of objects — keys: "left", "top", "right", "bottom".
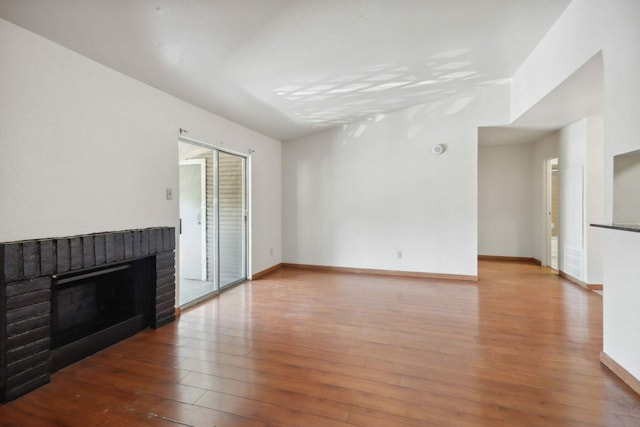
[{"left": 178, "top": 136, "right": 251, "bottom": 305}]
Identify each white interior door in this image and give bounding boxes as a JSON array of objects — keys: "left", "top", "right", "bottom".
[{"left": 179, "top": 159, "right": 206, "bottom": 280}]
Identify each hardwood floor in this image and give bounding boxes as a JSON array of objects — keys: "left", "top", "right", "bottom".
[{"left": 2, "top": 261, "right": 640, "bottom": 426}]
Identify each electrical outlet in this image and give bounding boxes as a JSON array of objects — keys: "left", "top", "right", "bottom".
[
  {"left": 397, "top": 250, "right": 403, "bottom": 259},
  {"left": 270, "top": 248, "right": 274, "bottom": 256},
  {"left": 165, "top": 188, "right": 173, "bottom": 200}
]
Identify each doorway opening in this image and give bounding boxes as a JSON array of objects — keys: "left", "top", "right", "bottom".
[
  {"left": 178, "top": 139, "right": 248, "bottom": 307},
  {"left": 545, "top": 157, "right": 559, "bottom": 270}
]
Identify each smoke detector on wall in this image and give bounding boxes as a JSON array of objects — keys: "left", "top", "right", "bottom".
[{"left": 432, "top": 144, "right": 445, "bottom": 155}]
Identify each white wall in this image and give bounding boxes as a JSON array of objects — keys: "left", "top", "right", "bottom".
[
  {"left": 478, "top": 143, "right": 533, "bottom": 258},
  {"left": 613, "top": 149, "right": 640, "bottom": 226},
  {"left": 283, "top": 85, "right": 509, "bottom": 277},
  {"left": 556, "top": 117, "right": 604, "bottom": 284},
  {"left": 0, "top": 18, "right": 282, "bottom": 278},
  {"left": 512, "top": 0, "right": 640, "bottom": 382},
  {"left": 558, "top": 119, "right": 587, "bottom": 280},
  {"left": 604, "top": 230, "right": 640, "bottom": 381},
  {"left": 585, "top": 116, "right": 604, "bottom": 284}
]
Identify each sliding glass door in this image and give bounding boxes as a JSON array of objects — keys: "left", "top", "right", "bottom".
[
  {"left": 178, "top": 141, "right": 247, "bottom": 306},
  {"left": 218, "top": 151, "right": 246, "bottom": 288}
]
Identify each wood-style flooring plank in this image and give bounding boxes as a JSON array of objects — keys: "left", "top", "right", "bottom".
[{"left": 1, "top": 261, "right": 640, "bottom": 426}]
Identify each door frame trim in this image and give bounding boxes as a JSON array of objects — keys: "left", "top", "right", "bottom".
[
  {"left": 179, "top": 135, "right": 249, "bottom": 159},
  {"left": 178, "top": 136, "right": 251, "bottom": 303}
]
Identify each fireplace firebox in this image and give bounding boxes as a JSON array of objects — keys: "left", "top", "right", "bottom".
[
  {"left": 0, "top": 227, "right": 176, "bottom": 402},
  {"left": 51, "top": 257, "right": 153, "bottom": 372}
]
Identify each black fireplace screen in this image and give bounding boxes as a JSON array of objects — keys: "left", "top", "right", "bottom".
[
  {"left": 50, "top": 257, "right": 153, "bottom": 369},
  {"left": 52, "top": 262, "right": 148, "bottom": 348}
]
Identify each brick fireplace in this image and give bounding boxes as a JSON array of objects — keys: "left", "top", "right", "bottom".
[{"left": 0, "top": 227, "right": 176, "bottom": 401}]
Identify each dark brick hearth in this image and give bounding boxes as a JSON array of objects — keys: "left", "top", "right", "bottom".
[{"left": 0, "top": 227, "right": 176, "bottom": 401}]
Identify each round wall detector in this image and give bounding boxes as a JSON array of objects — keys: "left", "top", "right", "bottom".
[{"left": 432, "top": 144, "right": 445, "bottom": 155}]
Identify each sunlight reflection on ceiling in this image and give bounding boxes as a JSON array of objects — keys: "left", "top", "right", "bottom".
[{"left": 270, "top": 48, "right": 508, "bottom": 129}]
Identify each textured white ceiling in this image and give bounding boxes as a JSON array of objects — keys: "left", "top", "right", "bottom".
[{"left": 0, "top": 0, "right": 571, "bottom": 141}]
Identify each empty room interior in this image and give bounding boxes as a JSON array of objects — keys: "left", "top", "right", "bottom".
[{"left": 1, "top": 0, "right": 640, "bottom": 426}]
